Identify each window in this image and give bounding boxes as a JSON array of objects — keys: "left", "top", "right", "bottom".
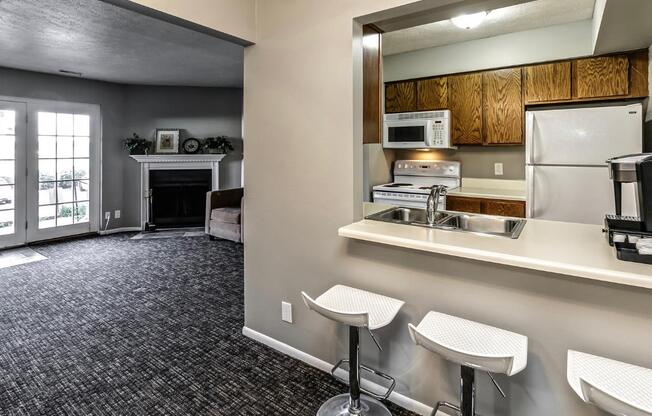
[{"left": 37, "top": 112, "right": 90, "bottom": 229}]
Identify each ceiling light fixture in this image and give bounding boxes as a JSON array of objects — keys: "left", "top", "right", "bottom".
[{"left": 451, "top": 11, "right": 488, "bottom": 29}]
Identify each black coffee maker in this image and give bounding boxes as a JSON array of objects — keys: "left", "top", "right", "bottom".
[{"left": 605, "top": 154, "right": 652, "bottom": 261}]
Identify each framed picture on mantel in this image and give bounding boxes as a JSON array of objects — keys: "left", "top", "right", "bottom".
[{"left": 155, "top": 129, "right": 180, "bottom": 153}]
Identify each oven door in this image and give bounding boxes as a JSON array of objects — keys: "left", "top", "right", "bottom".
[{"left": 383, "top": 119, "right": 433, "bottom": 148}]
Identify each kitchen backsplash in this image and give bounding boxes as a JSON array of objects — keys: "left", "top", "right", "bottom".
[{"left": 394, "top": 146, "right": 525, "bottom": 180}]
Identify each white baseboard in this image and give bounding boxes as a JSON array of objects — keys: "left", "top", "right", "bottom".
[
  {"left": 98, "top": 227, "right": 141, "bottom": 235},
  {"left": 242, "top": 326, "right": 439, "bottom": 416}
]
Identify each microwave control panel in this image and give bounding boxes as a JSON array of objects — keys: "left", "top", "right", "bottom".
[{"left": 431, "top": 120, "right": 449, "bottom": 146}]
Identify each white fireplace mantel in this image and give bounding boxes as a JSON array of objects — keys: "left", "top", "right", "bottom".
[
  {"left": 129, "top": 154, "right": 226, "bottom": 229},
  {"left": 129, "top": 154, "right": 226, "bottom": 164}
]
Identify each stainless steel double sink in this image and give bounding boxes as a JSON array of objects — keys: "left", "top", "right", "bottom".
[{"left": 365, "top": 207, "right": 527, "bottom": 239}]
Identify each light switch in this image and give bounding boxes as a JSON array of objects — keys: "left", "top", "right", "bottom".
[{"left": 494, "top": 163, "right": 504, "bottom": 176}]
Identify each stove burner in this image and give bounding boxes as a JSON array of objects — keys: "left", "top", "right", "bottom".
[
  {"left": 419, "top": 186, "right": 434, "bottom": 190},
  {"left": 386, "top": 183, "right": 412, "bottom": 187}
]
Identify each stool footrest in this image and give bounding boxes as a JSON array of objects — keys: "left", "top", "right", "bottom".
[
  {"left": 432, "top": 400, "right": 460, "bottom": 416},
  {"left": 330, "top": 359, "right": 397, "bottom": 400}
]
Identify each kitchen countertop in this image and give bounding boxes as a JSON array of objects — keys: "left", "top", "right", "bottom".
[
  {"left": 341, "top": 210, "right": 652, "bottom": 290},
  {"left": 447, "top": 178, "right": 526, "bottom": 201}
]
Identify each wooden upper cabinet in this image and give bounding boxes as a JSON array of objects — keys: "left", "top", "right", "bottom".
[
  {"left": 573, "top": 55, "right": 629, "bottom": 99},
  {"left": 448, "top": 73, "right": 483, "bottom": 145},
  {"left": 385, "top": 81, "right": 416, "bottom": 113},
  {"left": 417, "top": 77, "right": 447, "bottom": 111},
  {"left": 482, "top": 68, "right": 523, "bottom": 145},
  {"left": 628, "top": 50, "right": 649, "bottom": 98},
  {"left": 524, "top": 62, "right": 571, "bottom": 103}
]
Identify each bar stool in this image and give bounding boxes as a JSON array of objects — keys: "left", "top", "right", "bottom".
[
  {"left": 408, "top": 311, "right": 528, "bottom": 416},
  {"left": 567, "top": 350, "right": 652, "bottom": 416},
  {"left": 301, "top": 285, "right": 405, "bottom": 416}
]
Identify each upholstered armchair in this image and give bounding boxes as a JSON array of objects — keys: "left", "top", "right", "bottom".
[{"left": 205, "top": 188, "right": 244, "bottom": 243}]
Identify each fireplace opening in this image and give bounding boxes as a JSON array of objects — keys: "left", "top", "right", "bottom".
[{"left": 149, "top": 169, "right": 212, "bottom": 228}]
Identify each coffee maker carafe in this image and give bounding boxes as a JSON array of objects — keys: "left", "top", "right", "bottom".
[{"left": 605, "top": 154, "right": 652, "bottom": 246}]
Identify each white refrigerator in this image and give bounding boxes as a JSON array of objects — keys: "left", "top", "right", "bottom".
[{"left": 525, "top": 103, "right": 643, "bottom": 225}]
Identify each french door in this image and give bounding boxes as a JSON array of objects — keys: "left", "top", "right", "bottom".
[
  {"left": 0, "top": 101, "right": 27, "bottom": 248},
  {"left": 0, "top": 98, "right": 100, "bottom": 249}
]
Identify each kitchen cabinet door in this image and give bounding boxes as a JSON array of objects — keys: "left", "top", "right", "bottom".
[
  {"left": 524, "top": 62, "right": 571, "bottom": 103},
  {"left": 417, "top": 77, "right": 447, "bottom": 111},
  {"left": 448, "top": 74, "right": 483, "bottom": 145},
  {"left": 628, "top": 50, "right": 649, "bottom": 98},
  {"left": 573, "top": 55, "right": 629, "bottom": 99},
  {"left": 483, "top": 200, "right": 526, "bottom": 218},
  {"left": 483, "top": 68, "right": 523, "bottom": 145},
  {"left": 446, "top": 196, "right": 482, "bottom": 213},
  {"left": 385, "top": 81, "right": 416, "bottom": 113}
]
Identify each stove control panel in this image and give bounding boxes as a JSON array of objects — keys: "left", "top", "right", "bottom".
[
  {"left": 372, "top": 191, "right": 447, "bottom": 210},
  {"left": 373, "top": 191, "right": 429, "bottom": 201},
  {"left": 394, "top": 160, "right": 461, "bottom": 178}
]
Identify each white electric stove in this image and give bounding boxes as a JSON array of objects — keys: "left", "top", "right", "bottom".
[{"left": 373, "top": 160, "right": 461, "bottom": 209}]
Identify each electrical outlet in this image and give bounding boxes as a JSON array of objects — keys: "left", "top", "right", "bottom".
[
  {"left": 114, "top": 210, "right": 121, "bottom": 219},
  {"left": 104, "top": 211, "right": 111, "bottom": 220},
  {"left": 281, "top": 301, "right": 293, "bottom": 324},
  {"left": 494, "top": 163, "right": 504, "bottom": 176}
]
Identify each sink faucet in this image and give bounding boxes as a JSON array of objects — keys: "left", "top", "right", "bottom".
[{"left": 427, "top": 185, "right": 447, "bottom": 225}]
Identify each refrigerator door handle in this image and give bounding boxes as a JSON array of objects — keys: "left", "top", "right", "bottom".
[
  {"left": 525, "top": 112, "right": 535, "bottom": 165},
  {"left": 526, "top": 165, "right": 535, "bottom": 218}
]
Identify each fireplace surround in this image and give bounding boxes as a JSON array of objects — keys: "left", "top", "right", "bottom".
[{"left": 130, "top": 154, "right": 225, "bottom": 229}]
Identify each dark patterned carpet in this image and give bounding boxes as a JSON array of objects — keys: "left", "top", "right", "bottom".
[{"left": 0, "top": 234, "right": 417, "bottom": 416}]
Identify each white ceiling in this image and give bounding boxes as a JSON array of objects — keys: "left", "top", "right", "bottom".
[
  {"left": 383, "top": 0, "right": 596, "bottom": 56},
  {"left": 0, "top": 0, "right": 244, "bottom": 87}
]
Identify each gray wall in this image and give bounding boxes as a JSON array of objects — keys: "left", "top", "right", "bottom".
[
  {"left": 0, "top": 67, "right": 243, "bottom": 230},
  {"left": 0, "top": 66, "right": 128, "bottom": 228},
  {"left": 363, "top": 144, "right": 395, "bottom": 202},
  {"left": 242, "top": 1, "right": 652, "bottom": 416},
  {"left": 123, "top": 85, "right": 243, "bottom": 227}
]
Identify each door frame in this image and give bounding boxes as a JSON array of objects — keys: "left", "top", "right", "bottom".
[
  {"left": 0, "top": 100, "right": 27, "bottom": 249},
  {"left": 0, "top": 95, "right": 103, "bottom": 244}
]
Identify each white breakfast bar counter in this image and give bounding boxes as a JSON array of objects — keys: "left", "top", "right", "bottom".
[{"left": 339, "top": 205, "right": 652, "bottom": 290}]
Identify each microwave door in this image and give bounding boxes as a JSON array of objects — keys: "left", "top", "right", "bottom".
[{"left": 384, "top": 120, "right": 429, "bottom": 148}]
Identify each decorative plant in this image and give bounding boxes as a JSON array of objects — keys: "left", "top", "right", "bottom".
[
  {"left": 202, "top": 136, "right": 234, "bottom": 154},
  {"left": 123, "top": 133, "right": 151, "bottom": 155}
]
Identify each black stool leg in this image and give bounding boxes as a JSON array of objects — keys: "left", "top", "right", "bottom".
[
  {"left": 349, "top": 326, "right": 361, "bottom": 413},
  {"left": 316, "top": 325, "right": 392, "bottom": 416},
  {"left": 460, "top": 365, "right": 476, "bottom": 416}
]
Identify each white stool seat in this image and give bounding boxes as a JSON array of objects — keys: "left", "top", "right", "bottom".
[
  {"left": 408, "top": 311, "right": 528, "bottom": 376},
  {"left": 301, "top": 285, "right": 404, "bottom": 330},
  {"left": 567, "top": 350, "right": 652, "bottom": 416}
]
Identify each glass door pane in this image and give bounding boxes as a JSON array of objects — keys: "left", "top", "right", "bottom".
[
  {"left": 0, "top": 101, "right": 26, "bottom": 248},
  {"left": 0, "top": 115, "right": 16, "bottom": 236},
  {"left": 26, "top": 101, "right": 99, "bottom": 243},
  {"left": 36, "top": 111, "right": 91, "bottom": 229}
]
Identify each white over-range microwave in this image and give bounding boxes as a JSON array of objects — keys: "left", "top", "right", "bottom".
[{"left": 383, "top": 110, "right": 452, "bottom": 149}]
